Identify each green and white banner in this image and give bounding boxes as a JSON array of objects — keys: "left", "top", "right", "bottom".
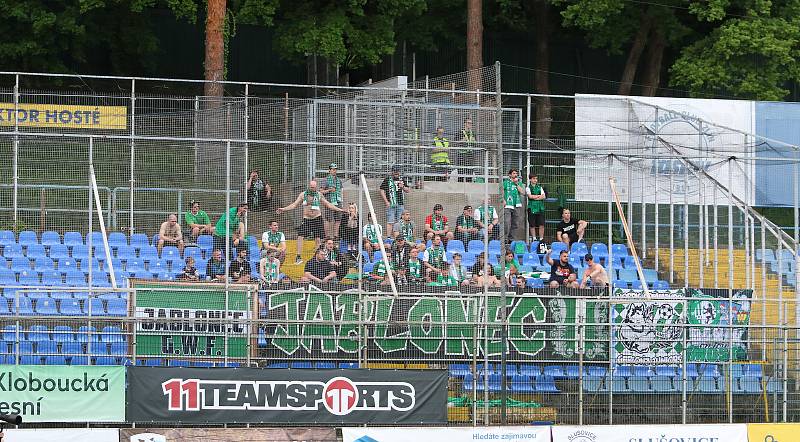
[
  {"left": 0, "top": 366, "right": 125, "bottom": 422},
  {"left": 132, "top": 281, "right": 254, "bottom": 358}
]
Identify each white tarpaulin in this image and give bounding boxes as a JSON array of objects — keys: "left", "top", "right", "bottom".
[
  {"left": 5, "top": 429, "right": 118, "bottom": 442},
  {"left": 551, "top": 424, "right": 748, "bottom": 442},
  {"left": 575, "top": 94, "right": 755, "bottom": 205},
  {"left": 342, "top": 426, "right": 552, "bottom": 442}
]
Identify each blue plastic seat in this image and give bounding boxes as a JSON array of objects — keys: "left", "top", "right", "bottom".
[
  {"left": 615, "top": 365, "right": 634, "bottom": 377},
  {"left": 87, "top": 298, "right": 106, "bottom": 315},
  {"left": 107, "top": 232, "right": 127, "bottom": 248},
  {"left": 562, "top": 365, "right": 580, "bottom": 379},
  {"left": 63, "top": 232, "right": 83, "bottom": 248},
  {"left": 550, "top": 242, "right": 567, "bottom": 255},
  {"left": 40, "top": 231, "right": 61, "bottom": 246},
  {"left": 69, "top": 355, "right": 90, "bottom": 365},
  {"left": 193, "top": 361, "right": 214, "bottom": 367},
  {"left": 583, "top": 375, "right": 604, "bottom": 392},
  {"left": 33, "top": 257, "right": 55, "bottom": 272},
  {"left": 52, "top": 326, "right": 74, "bottom": 342},
  {"left": 27, "top": 325, "right": 50, "bottom": 342},
  {"left": 613, "top": 279, "right": 628, "bottom": 289},
  {"left": 58, "top": 257, "right": 78, "bottom": 273},
  {"left": 511, "top": 374, "right": 535, "bottom": 393},
  {"left": 10, "top": 256, "right": 31, "bottom": 272},
  {"left": 0, "top": 231, "right": 15, "bottom": 247},
  {"left": 109, "top": 342, "right": 127, "bottom": 356},
  {"left": 169, "top": 359, "right": 191, "bottom": 367},
  {"left": 696, "top": 377, "right": 721, "bottom": 393},
  {"left": 128, "top": 233, "right": 148, "bottom": 249},
  {"left": 642, "top": 268, "right": 658, "bottom": 282},
  {"left": 653, "top": 280, "right": 670, "bottom": 290},
  {"left": 184, "top": 247, "right": 203, "bottom": 261},
  {"left": 544, "top": 365, "right": 565, "bottom": 378},
  {"left": 71, "top": 244, "right": 90, "bottom": 260},
  {"left": 268, "top": 362, "right": 289, "bottom": 368},
  {"left": 520, "top": 364, "right": 541, "bottom": 376},
  {"left": 590, "top": 243, "right": 609, "bottom": 262},
  {"left": 18, "top": 270, "right": 40, "bottom": 285},
  {"left": 446, "top": 239, "right": 466, "bottom": 254},
  {"left": 17, "top": 231, "right": 37, "bottom": 247},
  {"left": 315, "top": 362, "right": 336, "bottom": 369},
  {"left": 11, "top": 297, "right": 34, "bottom": 315},
  {"left": 655, "top": 366, "right": 677, "bottom": 377},
  {"left": 628, "top": 376, "right": 652, "bottom": 393},
  {"left": 3, "top": 244, "right": 24, "bottom": 259},
  {"left": 60, "top": 341, "right": 82, "bottom": 355},
  {"left": 107, "top": 298, "right": 127, "bottom": 316},
  {"left": 611, "top": 243, "right": 629, "bottom": 257},
  {"left": 36, "top": 298, "right": 59, "bottom": 315},
  {"left": 651, "top": 375, "right": 677, "bottom": 392},
  {"left": 161, "top": 246, "right": 181, "bottom": 262},
  {"left": 60, "top": 299, "right": 84, "bottom": 315},
  {"left": 487, "top": 240, "right": 502, "bottom": 255},
  {"left": 26, "top": 244, "right": 47, "bottom": 259},
  {"left": 79, "top": 258, "right": 102, "bottom": 274},
  {"left": 41, "top": 270, "right": 64, "bottom": 286},
  {"left": 618, "top": 269, "right": 638, "bottom": 284},
  {"left": 467, "top": 240, "right": 485, "bottom": 253},
  {"left": 95, "top": 356, "right": 120, "bottom": 366},
  {"left": 134, "top": 270, "right": 154, "bottom": 280},
  {"left": 534, "top": 375, "right": 560, "bottom": 393},
  {"left": 290, "top": 361, "right": 313, "bottom": 369},
  {"left": 139, "top": 246, "right": 159, "bottom": 262},
  {"left": 65, "top": 271, "right": 86, "bottom": 286},
  {"left": 21, "top": 355, "right": 42, "bottom": 365},
  {"left": 76, "top": 326, "right": 99, "bottom": 344},
  {"left": 148, "top": 259, "right": 169, "bottom": 274},
  {"left": 36, "top": 340, "right": 58, "bottom": 355},
  {"left": 603, "top": 376, "right": 628, "bottom": 393}
]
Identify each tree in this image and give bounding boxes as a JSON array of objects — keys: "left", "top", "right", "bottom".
[
  {"left": 204, "top": 0, "right": 227, "bottom": 98},
  {"left": 466, "top": 0, "right": 483, "bottom": 90}
]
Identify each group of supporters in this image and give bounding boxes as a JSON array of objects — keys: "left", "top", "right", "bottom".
[{"left": 156, "top": 162, "right": 608, "bottom": 290}]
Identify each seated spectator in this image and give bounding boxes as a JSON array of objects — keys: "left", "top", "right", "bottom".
[
  {"left": 339, "top": 203, "right": 360, "bottom": 259},
  {"left": 246, "top": 170, "right": 272, "bottom": 212},
  {"left": 423, "top": 234, "right": 449, "bottom": 282},
  {"left": 546, "top": 250, "right": 578, "bottom": 289},
  {"left": 406, "top": 247, "right": 425, "bottom": 284},
  {"left": 556, "top": 209, "right": 588, "bottom": 247},
  {"left": 301, "top": 248, "right": 337, "bottom": 284},
  {"left": 474, "top": 203, "right": 500, "bottom": 241},
  {"left": 471, "top": 253, "right": 500, "bottom": 287},
  {"left": 321, "top": 238, "right": 344, "bottom": 276},
  {"left": 158, "top": 214, "right": 185, "bottom": 255},
  {"left": 497, "top": 250, "right": 521, "bottom": 279},
  {"left": 455, "top": 205, "right": 481, "bottom": 244},
  {"left": 510, "top": 274, "right": 528, "bottom": 289},
  {"left": 214, "top": 202, "right": 248, "bottom": 255},
  {"left": 389, "top": 236, "right": 412, "bottom": 283},
  {"left": 425, "top": 204, "right": 453, "bottom": 242},
  {"left": 580, "top": 253, "right": 609, "bottom": 289},
  {"left": 176, "top": 256, "right": 199, "bottom": 281},
  {"left": 362, "top": 214, "right": 383, "bottom": 258},
  {"left": 369, "top": 259, "right": 393, "bottom": 285},
  {"left": 228, "top": 248, "right": 252, "bottom": 283},
  {"left": 393, "top": 210, "right": 416, "bottom": 242},
  {"left": 448, "top": 253, "right": 471, "bottom": 286},
  {"left": 184, "top": 201, "right": 214, "bottom": 240},
  {"left": 205, "top": 249, "right": 226, "bottom": 282},
  {"left": 261, "top": 221, "right": 287, "bottom": 263},
  {"left": 260, "top": 250, "right": 288, "bottom": 284}
]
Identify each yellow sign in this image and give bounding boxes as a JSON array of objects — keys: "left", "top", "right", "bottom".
[
  {"left": 747, "top": 423, "right": 800, "bottom": 442},
  {"left": 0, "top": 103, "right": 127, "bottom": 130}
]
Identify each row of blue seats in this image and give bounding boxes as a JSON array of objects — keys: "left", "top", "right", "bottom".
[
  {"left": 0, "top": 296, "right": 127, "bottom": 316},
  {"left": 462, "top": 373, "right": 560, "bottom": 393},
  {"left": 266, "top": 361, "right": 360, "bottom": 369},
  {"left": 450, "top": 363, "right": 764, "bottom": 379},
  {"left": 0, "top": 355, "right": 243, "bottom": 367},
  {"left": 2, "top": 341, "right": 128, "bottom": 356},
  {"left": 2, "top": 325, "right": 124, "bottom": 343},
  {"left": 583, "top": 375, "right": 782, "bottom": 394}
]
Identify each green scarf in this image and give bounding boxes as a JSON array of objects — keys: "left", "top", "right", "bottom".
[
  {"left": 264, "top": 259, "right": 280, "bottom": 282},
  {"left": 503, "top": 177, "right": 521, "bottom": 207},
  {"left": 326, "top": 175, "right": 342, "bottom": 205},
  {"left": 409, "top": 259, "right": 422, "bottom": 278},
  {"left": 398, "top": 221, "right": 414, "bottom": 242},
  {"left": 431, "top": 215, "right": 445, "bottom": 231},
  {"left": 388, "top": 178, "right": 399, "bottom": 207},
  {"left": 304, "top": 190, "right": 321, "bottom": 210},
  {"left": 266, "top": 231, "right": 282, "bottom": 247},
  {"left": 365, "top": 224, "right": 379, "bottom": 243},
  {"left": 428, "top": 246, "right": 445, "bottom": 268},
  {"left": 476, "top": 205, "right": 495, "bottom": 225}
]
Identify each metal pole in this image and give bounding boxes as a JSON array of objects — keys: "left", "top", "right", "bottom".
[
  {"left": 244, "top": 84, "right": 250, "bottom": 233},
  {"left": 684, "top": 171, "right": 689, "bottom": 288},
  {"left": 525, "top": 95, "right": 532, "bottom": 245},
  {"left": 12, "top": 74, "right": 19, "bottom": 226},
  {"left": 728, "top": 159, "right": 734, "bottom": 290},
  {"left": 714, "top": 185, "right": 719, "bottom": 288},
  {"left": 494, "top": 60, "right": 508, "bottom": 426},
  {"left": 698, "top": 177, "right": 704, "bottom": 288},
  {"left": 130, "top": 79, "right": 136, "bottom": 234},
  {"left": 608, "top": 156, "right": 614, "bottom": 288},
  {"left": 224, "top": 140, "right": 231, "bottom": 280},
  {"left": 795, "top": 159, "right": 799, "bottom": 242},
  {"left": 88, "top": 137, "right": 94, "bottom": 335},
  {"left": 482, "top": 147, "right": 490, "bottom": 425},
  {"left": 641, "top": 158, "right": 646, "bottom": 258},
  {"left": 761, "top": 223, "right": 766, "bottom": 362},
  {"left": 669, "top": 167, "right": 674, "bottom": 283}
]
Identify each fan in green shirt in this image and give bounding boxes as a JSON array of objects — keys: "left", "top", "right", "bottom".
[
  {"left": 213, "top": 202, "right": 248, "bottom": 253},
  {"left": 185, "top": 201, "right": 214, "bottom": 239}
]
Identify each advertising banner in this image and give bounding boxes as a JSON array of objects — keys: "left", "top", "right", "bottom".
[
  {"left": 551, "top": 424, "right": 747, "bottom": 442},
  {"left": 121, "top": 428, "right": 338, "bottom": 442},
  {"left": 574, "top": 94, "right": 755, "bottom": 205},
  {"left": 0, "top": 103, "right": 127, "bottom": 129},
  {"left": 0, "top": 365, "right": 125, "bottom": 422},
  {"left": 132, "top": 281, "right": 255, "bottom": 359},
  {"left": 611, "top": 288, "right": 751, "bottom": 364},
  {"left": 5, "top": 429, "right": 119, "bottom": 442},
  {"left": 126, "top": 367, "right": 447, "bottom": 424},
  {"left": 747, "top": 423, "right": 800, "bottom": 442},
  {"left": 262, "top": 285, "right": 609, "bottom": 362},
  {"left": 342, "top": 426, "right": 552, "bottom": 442}
]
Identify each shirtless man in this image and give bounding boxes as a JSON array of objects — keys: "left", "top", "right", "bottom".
[{"left": 277, "top": 180, "right": 347, "bottom": 264}]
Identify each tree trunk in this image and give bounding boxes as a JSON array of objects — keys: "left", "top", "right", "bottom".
[
  {"left": 466, "top": 0, "right": 483, "bottom": 91},
  {"left": 204, "top": 0, "right": 226, "bottom": 98},
  {"left": 617, "top": 11, "right": 653, "bottom": 96},
  {"left": 640, "top": 27, "right": 666, "bottom": 97},
  {"left": 533, "top": 0, "right": 551, "bottom": 139}
]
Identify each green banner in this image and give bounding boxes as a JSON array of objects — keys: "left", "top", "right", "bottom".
[
  {"left": 0, "top": 365, "right": 125, "bottom": 422},
  {"left": 133, "top": 281, "right": 254, "bottom": 358}
]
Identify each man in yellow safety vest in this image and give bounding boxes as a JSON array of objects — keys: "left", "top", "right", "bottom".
[{"left": 431, "top": 126, "right": 450, "bottom": 180}]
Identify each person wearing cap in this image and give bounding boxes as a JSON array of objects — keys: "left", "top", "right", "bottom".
[
  {"left": 277, "top": 180, "right": 347, "bottom": 264},
  {"left": 502, "top": 168, "right": 525, "bottom": 243},
  {"left": 389, "top": 235, "right": 413, "bottom": 282},
  {"left": 184, "top": 200, "right": 214, "bottom": 241},
  {"left": 380, "top": 165, "right": 410, "bottom": 238},
  {"left": 246, "top": 170, "right": 272, "bottom": 212},
  {"left": 455, "top": 205, "right": 481, "bottom": 244},
  {"left": 425, "top": 204, "right": 453, "bottom": 242},
  {"left": 580, "top": 253, "right": 609, "bottom": 289},
  {"left": 320, "top": 163, "right": 344, "bottom": 239}
]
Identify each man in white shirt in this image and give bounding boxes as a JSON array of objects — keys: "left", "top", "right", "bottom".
[{"left": 261, "top": 220, "right": 287, "bottom": 263}]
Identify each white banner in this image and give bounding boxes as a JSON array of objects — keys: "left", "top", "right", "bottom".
[
  {"left": 342, "top": 426, "right": 552, "bottom": 442},
  {"left": 552, "top": 424, "right": 747, "bottom": 442},
  {"left": 575, "top": 94, "right": 755, "bottom": 205},
  {"left": 5, "top": 429, "right": 118, "bottom": 442}
]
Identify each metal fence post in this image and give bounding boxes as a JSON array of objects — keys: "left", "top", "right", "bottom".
[
  {"left": 130, "top": 79, "right": 136, "bottom": 234},
  {"left": 12, "top": 74, "right": 19, "bottom": 227}
]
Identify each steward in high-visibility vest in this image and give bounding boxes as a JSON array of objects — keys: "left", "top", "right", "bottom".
[{"left": 431, "top": 127, "right": 450, "bottom": 165}]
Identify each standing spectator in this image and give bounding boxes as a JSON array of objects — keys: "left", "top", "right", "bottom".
[
  {"left": 176, "top": 256, "right": 199, "bottom": 281},
  {"left": 246, "top": 170, "right": 272, "bottom": 212},
  {"left": 580, "top": 253, "right": 610, "bottom": 289},
  {"left": 320, "top": 163, "right": 344, "bottom": 239},
  {"left": 380, "top": 165, "right": 410, "bottom": 238},
  {"left": 393, "top": 210, "right": 415, "bottom": 242},
  {"left": 424, "top": 204, "right": 453, "bottom": 242},
  {"left": 259, "top": 250, "right": 286, "bottom": 284},
  {"left": 339, "top": 203, "right": 360, "bottom": 259},
  {"left": 158, "top": 214, "right": 185, "bottom": 255},
  {"left": 206, "top": 249, "right": 226, "bottom": 281},
  {"left": 277, "top": 180, "right": 346, "bottom": 264},
  {"left": 184, "top": 201, "right": 214, "bottom": 240},
  {"left": 448, "top": 253, "right": 470, "bottom": 286},
  {"left": 301, "top": 248, "right": 337, "bottom": 284},
  {"left": 389, "top": 236, "right": 412, "bottom": 281},
  {"left": 502, "top": 168, "right": 525, "bottom": 243},
  {"left": 475, "top": 202, "right": 500, "bottom": 241},
  {"left": 362, "top": 213, "right": 383, "bottom": 259},
  {"left": 526, "top": 173, "right": 547, "bottom": 241},
  {"left": 455, "top": 205, "right": 481, "bottom": 244},
  {"left": 321, "top": 238, "right": 344, "bottom": 276},
  {"left": 423, "top": 234, "right": 449, "bottom": 282},
  {"left": 431, "top": 126, "right": 450, "bottom": 179},
  {"left": 556, "top": 209, "right": 588, "bottom": 247},
  {"left": 261, "top": 221, "right": 287, "bottom": 263},
  {"left": 406, "top": 247, "right": 425, "bottom": 284},
  {"left": 213, "top": 202, "right": 248, "bottom": 255},
  {"left": 228, "top": 248, "right": 252, "bottom": 283},
  {"left": 546, "top": 250, "right": 578, "bottom": 289},
  {"left": 460, "top": 117, "right": 476, "bottom": 179}
]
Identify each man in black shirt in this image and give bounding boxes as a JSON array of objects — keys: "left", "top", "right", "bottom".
[
  {"left": 228, "top": 248, "right": 252, "bottom": 283},
  {"left": 556, "top": 209, "right": 588, "bottom": 248},
  {"left": 546, "top": 250, "right": 578, "bottom": 288},
  {"left": 389, "top": 236, "right": 413, "bottom": 282},
  {"left": 379, "top": 165, "right": 411, "bottom": 238},
  {"left": 302, "top": 248, "right": 337, "bottom": 284},
  {"left": 454, "top": 205, "right": 481, "bottom": 244}
]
